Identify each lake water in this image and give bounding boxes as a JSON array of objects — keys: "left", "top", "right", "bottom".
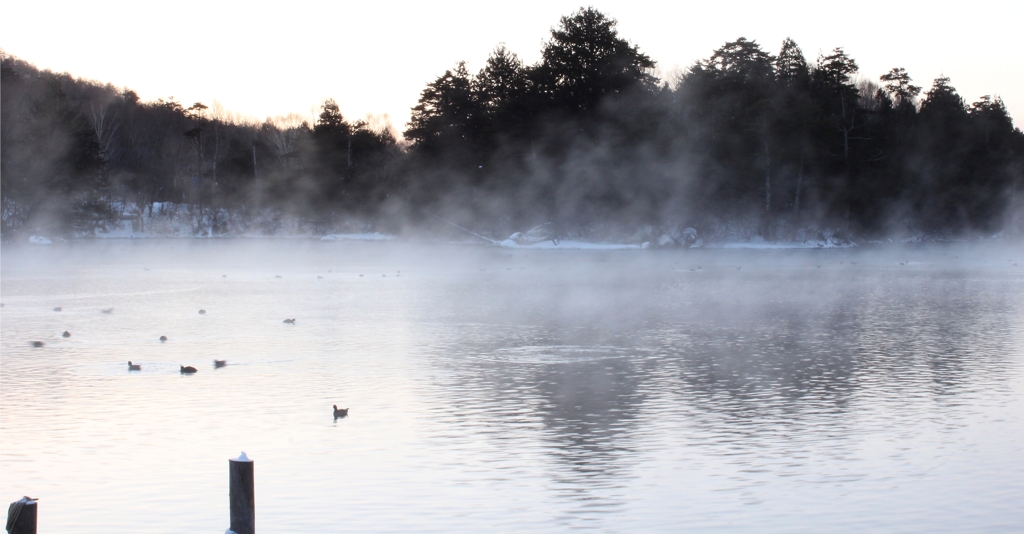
[{"left": 2, "top": 239, "right": 1023, "bottom": 533}]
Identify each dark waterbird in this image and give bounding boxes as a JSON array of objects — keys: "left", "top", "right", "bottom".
[
  {"left": 53, "top": 307, "right": 62, "bottom": 312},
  {"left": 333, "top": 405, "right": 349, "bottom": 418},
  {"left": 128, "top": 361, "right": 141, "bottom": 371},
  {"left": 198, "top": 309, "right": 206, "bottom": 315},
  {"left": 159, "top": 335, "right": 168, "bottom": 342},
  {"left": 31, "top": 341, "right": 44, "bottom": 348},
  {"left": 214, "top": 360, "right": 227, "bottom": 368},
  {"left": 62, "top": 331, "right": 71, "bottom": 338},
  {"left": 283, "top": 318, "right": 296, "bottom": 324},
  {"left": 180, "top": 365, "right": 197, "bottom": 374},
  {"left": 101, "top": 308, "right": 114, "bottom": 314}
]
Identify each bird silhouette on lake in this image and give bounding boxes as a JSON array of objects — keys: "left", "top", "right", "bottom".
[
  {"left": 214, "top": 360, "right": 227, "bottom": 368},
  {"left": 62, "top": 331, "right": 71, "bottom": 338},
  {"left": 53, "top": 307, "right": 62, "bottom": 312},
  {"left": 333, "top": 405, "right": 349, "bottom": 418},
  {"left": 159, "top": 335, "right": 168, "bottom": 342},
  {"left": 180, "top": 365, "right": 197, "bottom": 374},
  {"left": 198, "top": 309, "right": 206, "bottom": 315},
  {"left": 283, "top": 318, "right": 296, "bottom": 324},
  {"left": 128, "top": 361, "right": 141, "bottom": 371},
  {"left": 31, "top": 341, "right": 44, "bottom": 348},
  {"left": 101, "top": 308, "right": 114, "bottom": 314}
]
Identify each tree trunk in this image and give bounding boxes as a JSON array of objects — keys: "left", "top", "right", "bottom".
[
  {"left": 763, "top": 139, "right": 772, "bottom": 240},
  {"left": 794, "top": 151, "right": 804, "bottom": 218}
]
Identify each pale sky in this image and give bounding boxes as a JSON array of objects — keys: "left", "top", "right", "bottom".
[{"left": 3, "top": 0, "right": 1022, "bottom": 132}]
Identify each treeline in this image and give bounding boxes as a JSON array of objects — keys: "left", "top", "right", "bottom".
[
  {"left": 1, "top": 54, "right": 402, "bottom": 237},
  {"left": 3, "top": 7, "right": 1023, "bottom": 241},
  {"left": 403, "top": 8, "right": 1024, "bottom": 239}
]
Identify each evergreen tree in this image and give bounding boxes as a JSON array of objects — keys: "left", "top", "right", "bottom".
[
  {"left": 404, "top": 62, "right": 481, "bottom": 163},
  {"left": 912, "top": 76, "right": 972, "bottom": 230},
  {"left": 536, "top": 7, "right": 656, "bottom": 117},
  {"left": 879, "top": 67, "right": 921, "bottom": 109},
  {"left": 776, "top": 38, "right": 810, "bottom": 84},
  {"left": 678, "top": 38, "right": 777, "bottom": 223},
  {"left": 773, "top": 38, "right": 815, "bottom": 221}
]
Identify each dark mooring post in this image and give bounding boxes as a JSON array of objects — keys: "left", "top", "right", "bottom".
[
  {"left": 6, "top": 496, "right": 37, "bottom": 534},
  {"left": 228, "top": 452, "right": 255, "bottom": 534}
]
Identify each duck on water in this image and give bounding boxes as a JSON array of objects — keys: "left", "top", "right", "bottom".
[
  {"left": 180, "top": 365, "right": 198, "bottom": 374},
  {"left": 128, "top": 361, "right": 141, "bottom": 371},
  {"left": 333, "top": 405, "right": 349, "bottom": 418}
]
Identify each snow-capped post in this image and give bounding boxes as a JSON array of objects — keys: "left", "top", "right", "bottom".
[
  {"left": 6, "top": 496, "right": 38, "bottom": 534},
  {"left": 228, "top": 452, "right": 254, "bottom": 534}
]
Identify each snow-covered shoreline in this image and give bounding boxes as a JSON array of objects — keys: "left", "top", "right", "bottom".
[
  {"left": 320, "top": 233, "right": 394, "bottom": 242},
  {"left": 20, "top": 231, "right": 1012, "bottom": 251},
  {"left": 24, "top": 232, "right": 858, "bottom": 250},
  {"left": 14, "top": 203, "right": 1000, "bottom": 250},
  {"left": 498, "top": 239, "right": 641, "bottom": 250}
]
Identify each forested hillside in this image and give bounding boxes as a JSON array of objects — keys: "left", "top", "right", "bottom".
[{"left": 3, "top": 7, "right": 1022, "bottom": 242}]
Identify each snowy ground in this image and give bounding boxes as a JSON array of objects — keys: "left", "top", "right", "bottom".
[
  {"left": 498, "top": 239, "right": 643, "bottom": 250},
  {"left": 33, "top": 221, "right": 857, "bottom": 250},
  {"left": 16, "top": 201, "right": 881, "bottom": 250},
  {"left": 320, "top": 233, "right": 394, "bottom": 242},
  {"left": 707, "top": 239, "right": 854, "bottom": 249}
]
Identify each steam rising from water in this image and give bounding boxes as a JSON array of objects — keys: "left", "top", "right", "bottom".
[{"left": 2, "top": 240, "right": 1023, "bottom": 532}]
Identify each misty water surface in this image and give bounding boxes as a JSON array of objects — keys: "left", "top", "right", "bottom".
[{"left": 2, "top": 240, "right": 1023, "bottom": 533}]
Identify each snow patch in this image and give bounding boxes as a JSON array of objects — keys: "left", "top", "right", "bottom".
[
  {"left": 708, "top": 239, "right": 855, "bottom": 249},
  {"left": 320, "top": 232, "right": 395, "bottom": 242},
  {"left": 500, "top": 239, "right": 643, "bottom": 250}
]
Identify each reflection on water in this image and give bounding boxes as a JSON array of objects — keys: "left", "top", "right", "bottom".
[{"left": 2, "top": 240, "right": 1023, "bottom": 532}]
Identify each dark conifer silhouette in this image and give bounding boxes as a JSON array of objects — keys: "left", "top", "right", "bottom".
[{"left": 2, "top": 8, "right": 1023, "bottom": 241}]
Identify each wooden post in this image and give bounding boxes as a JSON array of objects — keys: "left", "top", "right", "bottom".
[
  {"left": 228, "top": 452, "right": 254, "bottom": 534},
  {"left": 6, "top": 497, "right": 37, "bottom": 534}
]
